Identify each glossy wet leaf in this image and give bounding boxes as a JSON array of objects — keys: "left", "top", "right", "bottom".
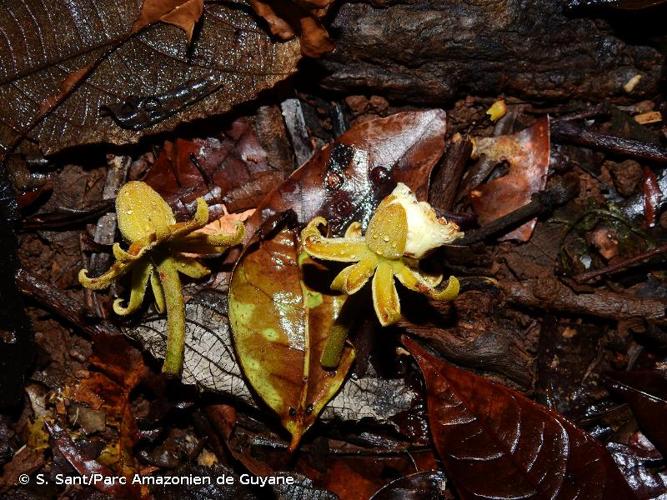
[
  {"left": 0, "top": 1, "right": 300, "bottom": 156},
  {"left": 606, "top": 370, "right": 667, "bottom": 458},
  {"left": 231, "top": 110, "right": 448, "bottom": 447},
  {"left": 470, "top": 117, "right": 551, "bottom": 241},
  {"left": 404, "top": 337, "right": 636, "bottom": 500}
]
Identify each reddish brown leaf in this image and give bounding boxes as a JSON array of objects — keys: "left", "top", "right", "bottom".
[
  {"left": 606, "top": 370, "right": 667, "bottom": 458},
  {"left": 250, "top": 0, "right": 334, "bottom": 57},
  {"left": 46, "top": 421, "right": 140, "bottom": 497},
  {"left": 133, "top": 0, "right": 204, "bottom": 39},
  {"left": 404, "top": 336, "right": 636, "bottom": 499},
  {"left": 642, "top": 167, "right": 661, "bottom": 227},
  {"left": 143, "top": 118, "right": 287, "bottom": 213},
  {"left": 470, "top": 117, "right": 550, "bottom": 241},
  {"left": 244, "top": 109, "right": 449, "bottom": 239}
]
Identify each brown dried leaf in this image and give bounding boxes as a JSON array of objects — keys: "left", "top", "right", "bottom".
[
  {"left": 133, "top": 0, "right": 204, "bottom": 39},
  {"left": 404, "top": 336, "right": 636, "bottom": 499},
  {"left": 0, "top": 1, "right": 300, "bottom": 157},
  {"left": 250, "top": 0, "right": 334, "bottom": 57},
  {"left": 142, "top": 117, "right": 288, "bottom": 213},
  {"left": 470, "top": 117, "right": 551, "bottom": 241}
]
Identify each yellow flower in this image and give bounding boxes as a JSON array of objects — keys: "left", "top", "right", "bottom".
[
  {"left": 301, "top": 183, "right": 462, "bottom": 326},
  {"left": 79, "top": 181, "right": 244, "bottom": 375}
]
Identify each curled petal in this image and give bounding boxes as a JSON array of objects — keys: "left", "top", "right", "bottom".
[
  {"left": 330, "top": 255, "right": 378, "bottom": 294},
  {"left": 165, "top": 198, "right": 209, "bottom": 241},
  {"left": 395, "top": 263, "right": 459, "bottom": 301},
  {"left": 175, "top": 221, "right": 245, "bottom": 255},
  {"left": 301, "top": 217, "right": 369, "bottom": 263},
  {"left": 113, "top": 261, "right": 153, "bottom": 315},
  {"left": 78, "top": 260, "right": 133, "bottom": 290},
  {"left": 372, "top": 261, "right": 401, "bottom": 326},
  {"left": 344, "top": 222, "right": 363, "bottom": 239},
  {"left": 151, "top": 272, "right": 165, "bottom": 313},
  {"left": 171, "top": 256, "right": 211, "bottom": 279}
]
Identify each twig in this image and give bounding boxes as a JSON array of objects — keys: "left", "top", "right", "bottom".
[
  {"left": 16, "top": 268, "right": 120, "bottom": 338},
  {"left": 552, "top": 120, "right": 667, "bottom": 164},
  {"left": 573, "top": 242, "right": 667, "bottom": 283},
  {"left": 502, "top": 277, "right": 667, "bottom": 321},
  {"left": 457, "top": 173, "right": 579, "bottom": 245},
  {"left": 429, "top": 135, "right": 473, "bottom": 211}
]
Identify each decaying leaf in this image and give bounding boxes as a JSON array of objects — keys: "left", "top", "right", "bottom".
[
  {"left": 230, "top": 110, "right": 448, "bottom": 449},
  {"left": 606, "top": 370, "right": 667, "bottom": 458},
  {"left": 243, "top": 109, "right": 449, "bottom": 239},
  {"left": 0, "top": 1, "right": 300, "bottom": 156},
  {"left": 404, "top": 336, "right": 635, "bottom": 499},
  {"left": 142, "top": 117, "right": 289, "bottom": 213},
  {"left": 230, "top": 227, "right": 355, "bottom": 450},
  {"left": 470, "top": 117, "right": 551, "bottom": 241},
  {"left": 133, "top": 0, "right": 204, "bottom": 40},
  {"left": 129, "top": 289, "right": 419, "bottom": 424},
  {"left": 250, "top": 0, "right": 335, "bottom": 57}
]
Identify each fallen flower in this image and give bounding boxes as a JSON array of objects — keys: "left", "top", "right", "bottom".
[
  {"left": 79, "top": 181, "right": 244, "bottom": 375},
  {"left": 301, "top": 183, "right": 462, "bottom": 327}
]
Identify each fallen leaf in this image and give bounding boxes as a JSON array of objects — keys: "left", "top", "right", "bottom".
[
  {"left": 606, "top": 370, "right": 667, "bottom": 458},
  {"left": 607, "top": 437, "right": 667, "bottom": 499},
  {"left": 133, "top": 0, "right": 204, "bottom": 40},
  {"left": 142, "top": 117, "right": 290, "bottom": 213},
  {"left": 244, "top": 109, "right": 449, "bottom": 239},
  {"left": 46, "top": 420, "right": 140, "bottom": 497},
  {"left": 470, "top": 117, "right": 550, "bottom": 241},
  {"left": 0, "top": 1, "right": 300, "bottom": 157},
  {"left": 250, "top": 0, "right": 335, "bottom": 57},
  {"left": 404, "top": 336, "right": 636, "bottom": 499},
  {"left": 230, "top": 110, "right": 448, "bottom": 449},
  {"left": 369, "top": 470, "right": 447, "bottom": 500}
]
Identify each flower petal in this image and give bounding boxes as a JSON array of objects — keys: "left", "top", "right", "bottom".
[
  {"left": 394, "top": 263, "right": 459, "bottom": 301},
  {"left": 301, "top": 217, "right": 369, "bottom": 263},
  {"left": 174, "top": 221, "right": 244, "bottom": 256},
  {"left": 372, "top": 261, "right": 401, "bottom": 326},
  {"left": 172, "top": 255, "right": 211, "bottom": 279},
  {"left": 330, "top": 255, "right": 378, "bottom": 294},
  {"left": 116, "top": 181, "right": 176, "bottom": 243},
  {"left": 113, "top": 261, "right": 153, "bottom": 315},
  {"left": 365, "top": 201, "right": 407, "bottom": 259},
  {"left": 165, "top": 197, "right": 210, "bottom": 241},
  {"left": 78, "top": 259, "right": 134, "bottom": 290}
]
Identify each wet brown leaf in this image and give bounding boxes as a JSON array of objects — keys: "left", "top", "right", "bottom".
[
  {"left": 0, "top": 1, "right": 300, "bottom": 157},
  {"left": 606, "top": 370, "right": 667, "bottom": 458},
  {"left": 470, "top": 117, "right": 551, "bottom": 241},
  {"left": 404, "top": 336, "right": 636, "bottom": 499},
  {"left": 142, "top": 117, "right": 288, "bottom": 213},
  {"left": 230, "top": 110, "right": 448, "bottom": 449}
]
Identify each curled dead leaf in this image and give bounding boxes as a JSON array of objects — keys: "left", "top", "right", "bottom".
[
  {"left": 133, "top": 0, "right": 205, "bottom": 39},
  {"left": 250, "top": 0, "right": 335, "bottom": 57}
]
